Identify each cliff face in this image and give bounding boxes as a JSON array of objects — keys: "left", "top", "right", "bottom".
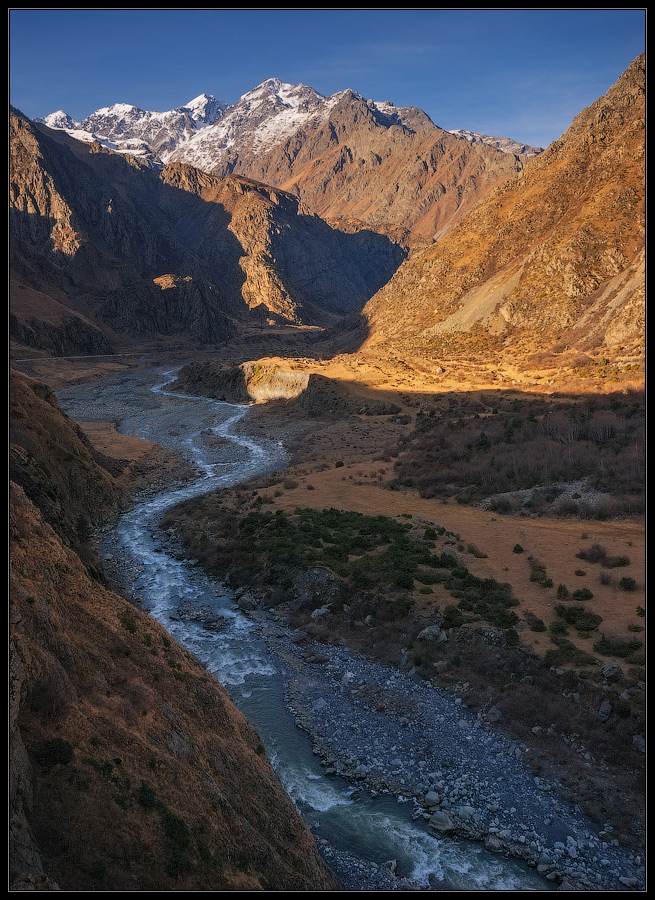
[
  {"left": 359, "top": 54, "right": 645, "bottom": 367},
  {"left": 10, "top": 109, "right": 404, "bottom": 354},
  {"left": 9, "top": 372, "right": 338, "bottom": 891},
  {"left": 158, "top": 163, "right": 406, "bottom": 323}
]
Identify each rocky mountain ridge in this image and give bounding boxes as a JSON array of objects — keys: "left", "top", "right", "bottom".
[
  {"left": 35, "top": 78, "right": 535, "bottom": 241},
  {"left": 447, "top": 128, "right": 543, "bottom": 157}
]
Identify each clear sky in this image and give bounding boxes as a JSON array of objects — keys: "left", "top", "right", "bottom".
[{"left": 9, "top": 8, "right": 646, "bottom": 149}]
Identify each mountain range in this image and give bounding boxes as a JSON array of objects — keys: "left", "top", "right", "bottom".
[
  {"left": 36, "top": 78, "right": 540, "bottom": 241},
  {"left": 38, "top": 79, "right": 544, "bottom": 171},
  {"left": 11, "top": 57, "right": 644, "bottom": 370}
]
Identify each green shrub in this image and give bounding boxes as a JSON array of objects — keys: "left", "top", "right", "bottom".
[
  {"left": 136, "top": 780, "right": 158, "bottom": 810},
  {"left": 593, "top": 634, "right": 642, "bottom": 658},
  {"left": 504, "top": 627, "right": 520, "bottom": 646},
  {"left": 161, "top": 808, "right": 192, "bottom": 877},
  {"left": 544, "top": 638, "right": 597, "bottom": 667},
  {"left": 442, "top": 605, "right": 467, "bottom": 628},
  {"left": 555, "top": 603, "right": 602, "bottom": 632},
  {"left": 619, "top": 577, "right": 637, "bottom": 591},
  {"left": 120, "top": 609, "right": 138, "bottom": 633}
]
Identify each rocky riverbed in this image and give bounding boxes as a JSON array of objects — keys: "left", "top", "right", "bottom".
[{"left": 236, "top": 601, "right": 644, "bottom": 891}]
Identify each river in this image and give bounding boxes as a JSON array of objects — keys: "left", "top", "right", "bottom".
[{"left": 54, "top": 367, "right": 588, "bottom": 890}]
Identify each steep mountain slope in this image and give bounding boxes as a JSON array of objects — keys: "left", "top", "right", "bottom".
[
  {"left": 10, "top": 108, "right": 403, "bottom": 354},
  {"left": 9, "top": 370, "right": 338, "bottom": 891},
  {"left": 359, "top": 53, "right": 645, "bottom": 368},
  {"left": 9, "top": 370, "right": 127, "bottom": 547}
]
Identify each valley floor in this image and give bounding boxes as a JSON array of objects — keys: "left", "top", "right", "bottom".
[{"left": 15, "top": 349, "right": 645, "bottom": 889}]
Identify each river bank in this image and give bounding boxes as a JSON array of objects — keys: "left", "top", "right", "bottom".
[
  {"left": 99, "top": 508, "right": 645, "bottom": 891},
  {"left": 56, "top": 367, "right": 645, "bottom": 891}
]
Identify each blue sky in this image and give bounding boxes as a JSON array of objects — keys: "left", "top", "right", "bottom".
[{"left": 9, "top": 8, "right": 645, "bottom": 148}]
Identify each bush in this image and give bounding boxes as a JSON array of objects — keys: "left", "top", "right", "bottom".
[
  {"left": 120, "top": 609, "right": 138, "bottom": 633},
  {"left": 555, "top": 604, "right": 603, "bottom": 632},
  {"left": 136, "top": 780, "right": 158, "bottom": 810},
  {"left": 544, "top": 638, "right": 597, "bottom": 667},
  {"left": 443, "top": 604, "right": 468, "bottom": 628},
  {"left": 504, "top": 627, "right": 520, "bottom": 646},
  {"left": 577, "top": 544, "right": 630, "bottom": 568},
  {"left": 593, "top": 634, "right": 642, "bottom": 658},
  {"left": 513, "top": 544, "right": 524, "bottom": 553},
  {"left": 32, "top": 737, "right": 74, "bottom": 772},
  {"left": 571, "top": 588, "right": 594, "bottom": 602},
  {"left": 576, "top": 543, "right": 607, "bottom": 564},
  {"left": 619, "top": 577, "right": 637, "bottom": 591},
  {"left": 604, "top": 556, "right": 630, "bottom": 569},
  {"left": 161, "top": 808, "right": 192, "bottom": 877}
]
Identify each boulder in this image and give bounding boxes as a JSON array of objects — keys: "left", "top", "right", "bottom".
[{"left": 427, "top": 810, "right": 456, "bottom": 835}]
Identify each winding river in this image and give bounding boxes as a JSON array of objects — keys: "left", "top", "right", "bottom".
[{"left": 57, "top": 368, "right": 552, "bottom": 891}]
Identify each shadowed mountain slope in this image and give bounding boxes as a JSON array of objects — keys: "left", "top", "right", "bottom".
[{"left": 10, "top": 108, "right": 404, "bottom": 355}]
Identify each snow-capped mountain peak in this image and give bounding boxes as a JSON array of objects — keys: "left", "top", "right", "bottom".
[
  {"left": 37, "top": 110, "right": 80, "bottom": 130},
  {"left": 182, "top": 93, "right": 227, "bottom": 125}
]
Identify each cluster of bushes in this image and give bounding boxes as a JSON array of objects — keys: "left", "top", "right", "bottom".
[
  {"left": 593, "top": 634, "right": 643, "bottom": 659},
  {"left": 166, "top": 496, "right": 530, "bottom": 640},
  {"left": 444, "top": 564, "right": 519, "bottom": 630},
  {"left": 391, "top": 391, "right": 645, "bottom": 516},
  {"left": 554, "top": 603, "right": 603, "bottom": 634},
  {"left": 576, "top": 543, "right": 631, "bottom": 568},
  {"left": 234, "top": 507, "right": 432, "bottom": 591}
]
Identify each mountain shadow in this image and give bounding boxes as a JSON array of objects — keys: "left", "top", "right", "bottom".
[{"left": 10, "top": 108, "right": 406, "bottom": 356}]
